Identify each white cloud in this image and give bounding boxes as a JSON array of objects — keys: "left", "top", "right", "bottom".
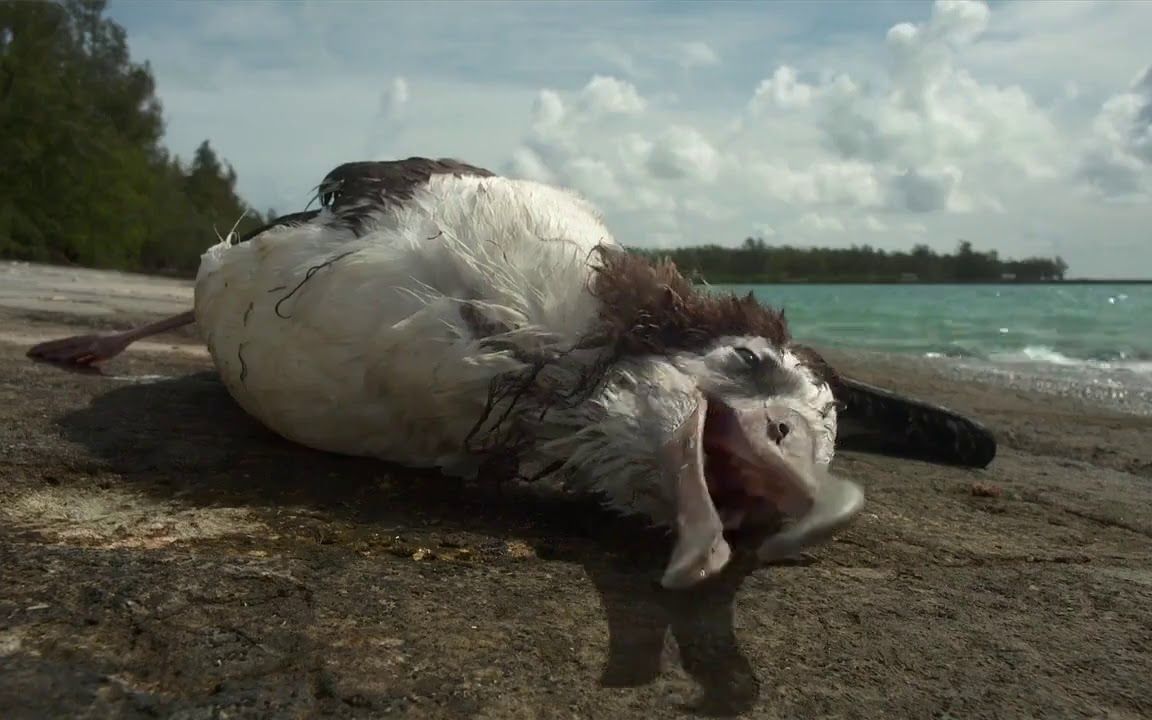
[
  {"left": 678, "top": 41, "right": 720, "bottom": 69},
  {"left": 796, "top": 212, "right": 846, "bottom": 235},
  {"left": 580, "top": 75, "right": 646, "bottom": 116},
  {"left": 110, "top": 0, "right": 1152, "bottom": 276},
  {"left": 532, "top": 90, "right": 567, "bottom": 136},
  {"left": 812, "top": 3, "right": 1063, "bottom": 181},
  {"left": 383, "top": 76, "right": 409, "bottom": 116},
  {"left": 366, "top": 74, "right": 412, "bottom": 158},
  {"left": 1078, "top": 65, "right": 1152, "bottom": 200},
  {"left": 646, "top": 126, "right": 721, "bottom": 183},
  {"left": 365, "top": 76, "right": 410, "bottom": 159},
  {"left": 890, "top": 165, "right": 963, "bottom": 213},
  {"left": 507, "top": 147, "right": 556, "bottom": 184},
  {"left": 961, "top": 1, "right": 1152, "bottom": 103},
  {"left": 681, "top": 195, "right": 732, "bottom": 221},
  {"left": 750, "top": 160, "right": 885, "bottom": 208},
  {"left": 618, "top": 186, "right": 677, "bottom": 214},
  {"left": 929, "top": 0, "right": 991, "bottom": 44},
  {"left": 562, "top": 156, "right": 623, "bottom": 201},
  {"left": 750, "top": 66, "right": 816, "bottom": 111}
]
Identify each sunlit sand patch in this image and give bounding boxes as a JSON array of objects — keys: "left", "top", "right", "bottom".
[
  {"left": 0, "top": 628, "right": 24, "bottom": 657},
  {"left": 1, "top": 485, "right": 264, "bottom": 550}
]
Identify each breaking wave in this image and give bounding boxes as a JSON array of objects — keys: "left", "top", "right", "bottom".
[
  {"left": 925, "top": 345, "right": 1152, "bottom": 374},
  {"left": 711, "top": 282, "right": 1152, "bottom": 414}
]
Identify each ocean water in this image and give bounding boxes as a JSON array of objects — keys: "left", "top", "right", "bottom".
[{"left": 709, "top": 283, "right": 1152, "bottom": 416}]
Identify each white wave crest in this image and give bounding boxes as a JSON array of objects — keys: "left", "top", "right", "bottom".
[{"left": 986, "top": 346, "right": 1152, "bottom": 374}]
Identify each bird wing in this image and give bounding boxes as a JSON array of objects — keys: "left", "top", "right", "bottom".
[
  {"left": 317, "top": 157, "right": 496, "bottom": 235},
  {"left": 233, "top": 158, "right": 498, "bottom": 245}
]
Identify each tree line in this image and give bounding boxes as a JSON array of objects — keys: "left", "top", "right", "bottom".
[
  {"left": 0, "top": 0, "right": 266, "bottom": 276},
  {"left": 1, "top": 1, "right": 1072, "bottom": 284},
  {"left": 629, "top": 238, "right": 1070, "bottom": 284}
]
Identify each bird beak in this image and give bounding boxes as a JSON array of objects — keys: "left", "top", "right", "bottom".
[
  {"left": 713, "top": 398, "right": 866, "bottom": 565},
  {"left": 755, "top": 474, "right": 864, "bottom": 563},
  {"left": 657, "top": 397, "right": 732, "bottom": 589},
  {"left": 656, "top": 396, "right": 865, "bottom": 589}
]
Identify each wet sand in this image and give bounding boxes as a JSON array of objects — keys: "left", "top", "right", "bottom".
[{"left": 1, "top": 260, "right": 1150, "bottom": 719}]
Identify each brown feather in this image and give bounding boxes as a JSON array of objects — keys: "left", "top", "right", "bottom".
[{"left": 587, "top": 246, "right": 791, "bottom": 357}]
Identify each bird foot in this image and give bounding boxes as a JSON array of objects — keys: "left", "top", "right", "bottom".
[{"left": 26, "top": 332, "right": 132, "bottom": 367}]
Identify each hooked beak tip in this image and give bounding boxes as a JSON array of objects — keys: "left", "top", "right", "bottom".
[
  {"left": 660, "top": 526, "right": 732, "bottom": 589},
  {"left": 653, "top": 393, "right": 863, "bottom": 588},
  {"left": 656, "top": 395, "right": 735, "bottom": 589},
  {"left": 756, "top": 478, "right": 865, "bottom": 563}
]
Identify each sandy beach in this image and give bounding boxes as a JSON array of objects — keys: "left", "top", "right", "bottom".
[{"left": 1, "top": 260, "right": 1149, "bottom": 719}]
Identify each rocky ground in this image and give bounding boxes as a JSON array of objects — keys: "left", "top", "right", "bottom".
[{"left": 1, "top": 260, "right": 1150, "bottom": 719}]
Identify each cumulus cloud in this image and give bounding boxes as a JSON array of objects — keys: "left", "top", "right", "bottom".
[
  {"left": 646, "top": 126, "right": 721, "bottom": 183},
  {"left": 678, "top": 41, "right": 720, "bottom": 69},
  {"left": 507, "top": 147, "right": 556, "bottom": 185},
  {"left": 733, "top": 0, "right": 1074, "bottom": 235},
  {"left": 493, "top": 0, "right": 1147, "bottom": 270},
  {"left": 889, "top": 165, "right": 962, "bottom": 213},
  {"left": 563, "top": 156, "right": 623, "bottom": 201},
  {"left": 748, "top": 159, "right": 972, "bottom": 214},
  {"left": 115, "top": 0, "right": 1152, "bottom": 275},
  {"left": 928, "top": 0, "right": 991, "bottom": 44},
  {"left": 1078, "top": 65, "right": 1152, "bottom": 200},
  {"left": 580, "top": 75, "right": 646, "bottom": 116},
  {"left": 532, "top": 90, "right": 567, "bottom": 136},
  {"left": 505, "top": 77, "right": 718, "bottom": 230},
  {"left": 750, "top": 160, "right": 884, "bottom": 208},
  {"left": 750, "top": 66, "right": 817, "bottom": 111},
  {"left": 818, "top": 2, "right": 1060, "bottom": 179},
  {"left": 522, "top": 89, "right": 577, "bottom": 161}
]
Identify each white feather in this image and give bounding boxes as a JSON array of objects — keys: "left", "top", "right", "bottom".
[
  {"left": 193, "top": 169, "right": 843, "bottom": 547},
  {"left": 194, "top": 174, "right": 613, "bottom": 471}
]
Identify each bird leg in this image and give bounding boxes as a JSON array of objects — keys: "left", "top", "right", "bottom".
[{"left": 26, "top": 310, "right": 196, "bottom": 367}]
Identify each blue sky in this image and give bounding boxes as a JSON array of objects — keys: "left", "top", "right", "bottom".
[{"left": 107, "top": 0, "right": 1152, "bottom": 277}]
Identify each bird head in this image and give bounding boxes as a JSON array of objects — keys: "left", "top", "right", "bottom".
[{"left": 514, "top": 249, "right": 865, "bottom": 588}]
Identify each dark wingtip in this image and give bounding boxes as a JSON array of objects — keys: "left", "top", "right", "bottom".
[{"left": 834, "top": 376, "right": 998, "bottom": 469}]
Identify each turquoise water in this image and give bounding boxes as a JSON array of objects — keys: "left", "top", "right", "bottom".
[{"left": 710, "top": 283, "right": 1152, "bottom": 414}]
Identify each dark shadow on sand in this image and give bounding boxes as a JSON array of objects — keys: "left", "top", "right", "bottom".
[{"left": 56, "top": 372, "right": 771, "bottom": 716}]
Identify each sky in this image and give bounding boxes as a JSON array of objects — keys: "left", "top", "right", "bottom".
[{"left": 107, "top": 0, "right": 1152, "bottom": 278}]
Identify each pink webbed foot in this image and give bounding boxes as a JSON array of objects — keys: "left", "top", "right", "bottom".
[
  {"left": 26, "top": 310, "right": 196, "bottom": 369},
  {"left": 26, "top": 333, "right": 132, "bottom": 368}
]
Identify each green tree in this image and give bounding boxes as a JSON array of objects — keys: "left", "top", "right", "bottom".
[{"left": 0, "top": 0, "right": 263, "bottom": 275}]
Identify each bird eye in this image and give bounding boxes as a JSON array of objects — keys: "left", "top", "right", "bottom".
[{"left": 733, "top": 346, "right": 760, "bottom": 369}]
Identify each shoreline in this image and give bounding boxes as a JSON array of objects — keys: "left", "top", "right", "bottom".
[
  {"left": 8, "top": 257, "right": 1151, "bottom": 286},
  {"left": 704, "top": 279, "right": 1152, "bottom": 285},
  {"left": 3, "top": 259, "right": 1147, "bottom": 420},
  {"left": 822, "top": 345, "right": 1152, "bottom": 419}
]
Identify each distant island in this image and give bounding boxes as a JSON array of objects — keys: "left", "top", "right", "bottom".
[{"left": 627, "top": 238, "right": 1086, "bottom": 285}]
